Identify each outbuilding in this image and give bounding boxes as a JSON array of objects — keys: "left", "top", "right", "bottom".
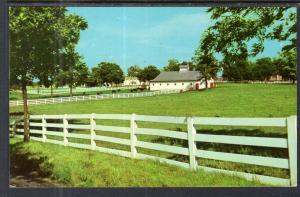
[{"left": 149, "top": 64, "right": 215, "bottom": 91}]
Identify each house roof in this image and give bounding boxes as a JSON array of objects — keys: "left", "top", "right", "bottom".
[{"left": 150, "top": 71, "right": 203, "bottom": 82}]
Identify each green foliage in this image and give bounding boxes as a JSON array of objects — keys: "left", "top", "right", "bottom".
[
  {"left": 222, "top": 60, "right": 252, "bottom": 81},
  {"left": 9, "top": 7, "right": 88, "bottom": 141},
  {"left": 93, "top": 62, "right": 124, "bottom": 85},
  {"left": 192, "top": 44, "right": 220, "bottom": 88},
  {"left": 252, "top": 58, "right": 276, "bottom": 81},
  {"left": 274, "top": 49, "right": 297, "bottom": 82},
  {"left": 163, "top": 59, "right": 180, "bottom": 71},
  {"left": 138, "top": 65, "right": 160, "bottom": 82},
  {"left": 127, "top": 65, "right": 142, "bottom": 77},
  {"left": 194, "top": 7, "right": 296, "bottom": 81},
  {"left": 206, "top": 7, "right": 296, "bottom": 60},
  {"left": 55, "top": 47, "right": 89, "bottom": 90},
  {"left": 9, "top": 7, "right": 88, "bottom": 88}
]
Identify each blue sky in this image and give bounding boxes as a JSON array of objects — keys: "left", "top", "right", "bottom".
[{"left": 67, "top": 7, "right": 288, "bottom": 73}]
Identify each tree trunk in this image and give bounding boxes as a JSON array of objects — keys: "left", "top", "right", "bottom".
[
  {"left": 70, "top": 85, "right": 73, "bottom": 97},
  {"left": 205, "top": 77, "right": 208, "bottom": 89},
  {"left": 50, "top": 84, "right": 53, "bottom": 97},
  {"left": 21, "top": 82, "right": 30, "bottom": 142}
]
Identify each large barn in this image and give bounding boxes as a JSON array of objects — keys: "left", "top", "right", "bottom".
[{"left": 149, "top": 64, "right": 215, "bottom": 91}]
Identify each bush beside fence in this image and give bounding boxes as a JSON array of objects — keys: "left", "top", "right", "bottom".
[{"left": 10, "top": 113, "right": 297, "bottom": 186}]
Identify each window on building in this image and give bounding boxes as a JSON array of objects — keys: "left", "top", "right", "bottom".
[
  {"left": 167, "top": 83, "right": 169, "bottom": 86},
  {"left": 152, "top": 83, "right": 154, "bottom": 86},
  {"left": 160, "top": 83, "right": 161, "bottom": 86},
  {"left": 190, "top": 83, "right": 193, "bottom": 85},
  {"left": 174, "top": 83, "right": 176, "bottom": 85},
  {"left": 182, "top": 83, "right": 184, "bottom": 85}
]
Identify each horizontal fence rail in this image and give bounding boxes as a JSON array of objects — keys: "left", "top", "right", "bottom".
[
  {"left": 10, "top": 89, "right": 180, "bottom": 107},
  {"left": 10, "top": 113, "right": 297, "bottom": 186}
]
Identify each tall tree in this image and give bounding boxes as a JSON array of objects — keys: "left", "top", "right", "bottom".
[
  {"left": 192, "top": 30, "right": 220, "bottom": 88},
  {"left": 192, "top": 50, "right": 219, "bottom": 88},
  {"left": 274, "top": 49, "right": 297, "bottom": 83},
  {"left": 138, "top": 65, "right": 160, "bottom": 82},
  {"left": 127, "top": 65, "right": 142, "bottom": 78},
  {"left": 9, "top": 7, "right": 87, "bottom": 142},
  {"left": 251, "top": 57, "right": 276, "bottom": 81},
  {"left": 94, "top": 62, "right": 124, "bottom": 86},
  {"left": 55, "top": 47, "right": 89, "bottom": 96},
  {"left": 163, "top": 59, "right": 180, "bottom": 71}
]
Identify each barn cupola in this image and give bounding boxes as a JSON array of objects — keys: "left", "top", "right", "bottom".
[{"left": 179, "top": 62, "right": 189, "bottom": 72}]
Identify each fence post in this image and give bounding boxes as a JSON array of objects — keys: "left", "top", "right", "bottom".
[
  {"left": 42, "top": 114, "right": 47, "bottom": 143},
  {"left": 287, "top": 116, "right": 297, "bottom": 186},
  {"left": 90, "top": 113, "right": 96, "bottom": 150},
  {"left": 130, "top": 113, "right": 138, "bottom": 158},
  {"left": 187, "top": 117, "right": 198, "bottom": 171},
  {"left": 63, "top": 114, "right": 69, "bottom": 146}
]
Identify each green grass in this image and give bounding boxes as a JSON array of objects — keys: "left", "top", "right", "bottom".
[
  {"left": 10, "top": 83, "right": 296, "bottom": 186},
  {"left": 10, "top": 138, "right": 266, "bottom": 187},
  {"left": 10, "top": 83, "right": 296, "bottom": 117}
]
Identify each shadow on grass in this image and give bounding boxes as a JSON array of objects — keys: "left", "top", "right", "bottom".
[{"left": 10, "top": 140, "right": 63, "bottom": 187}]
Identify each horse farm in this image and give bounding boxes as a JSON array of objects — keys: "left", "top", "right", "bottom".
[{"left": 9, "top": 83, "right": 297, "bottom": 187}]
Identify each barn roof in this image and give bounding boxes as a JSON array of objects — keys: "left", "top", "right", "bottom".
[{"left": 150, "top": 71, "right": 203, "bottom": 82}]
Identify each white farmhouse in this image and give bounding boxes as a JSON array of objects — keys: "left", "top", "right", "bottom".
[
  {"left": 150, "top": 64, "right": 215, "bottom": 91},
  {"left": 123, "top": 76, "right": 141, "bottom": 86}
]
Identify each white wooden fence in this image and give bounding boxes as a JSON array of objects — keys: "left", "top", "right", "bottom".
[
  {"left": 11, "top": 114, "right": 297, "bottom": 186},
  {"left": 216, "top": 80, "right": 297, "bottom": 84},
  {"left": 10, "top": 90, "right": 180, "bottom": 107},
  {"left": 27, "top": 86, "right": 138, "bottom": 95}
]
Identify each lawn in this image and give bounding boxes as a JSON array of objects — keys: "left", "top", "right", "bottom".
[
  {"left": 10, "top": 138, "right": 264, "bottom": 187},
  {"left": 10, "top": 83, "right": 297, "bottom": 186},
  {"left": 10, "top": 83, "right": 296, "bottom": 117}
]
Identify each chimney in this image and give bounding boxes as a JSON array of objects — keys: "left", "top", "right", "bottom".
[{"left": 179, "top": 62, "right": 189, "bottom": 72}]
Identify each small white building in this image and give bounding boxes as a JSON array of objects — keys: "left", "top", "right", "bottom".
[
  {"left": 150, "top": 64, "right": 215, "bottom": 91},
  {"left": 123, "top": 76, "right": 141, "bottom": 86}
]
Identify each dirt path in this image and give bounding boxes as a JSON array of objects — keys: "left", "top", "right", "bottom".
[
  {"left": 10, "top": 141, "right": 66, "bottom": 188},
  {"left": 10, "top": 174, "right": 65, "bottom": 187}
]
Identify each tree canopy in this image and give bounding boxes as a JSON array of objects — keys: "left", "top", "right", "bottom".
[
  {"left": 9, "top": 7, "right": 87, "bottom": 141},
  {"left": 127, "top": 65, "right": 142, "bottom": 78},
  {"left": 163, "top": 59, "right": 180, "bottom": 71},
  {"left": 93, "top": 62, "right": 124, "bottom": 85},
  {"left": 138, "top": 65, "right": 160, "bottom": 82},
  {"left": 203, "top": 7, "right": 296, "bottom": 62}
]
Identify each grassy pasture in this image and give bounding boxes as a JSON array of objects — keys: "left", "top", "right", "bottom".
[
  {"left": 10, "top": 138, "right": 264, "bottom": 187},
  {"left": 10, "top": 83, "right": 297, "bottom": 186}
]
